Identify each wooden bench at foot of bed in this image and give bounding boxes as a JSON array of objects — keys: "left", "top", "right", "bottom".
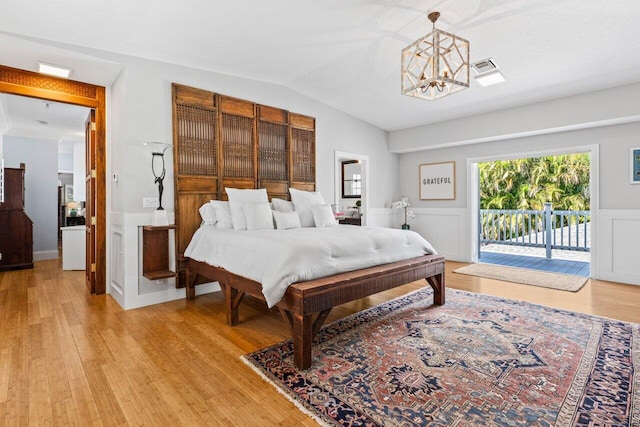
[{"left": 185, "top": 254, "right": 445, "bottom": 370}]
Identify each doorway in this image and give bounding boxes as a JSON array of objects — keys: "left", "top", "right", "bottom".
[
  {"left": 467, "top": 145, "right": 599, "bottom": 277},
  {"left": 334, "top": 151, "right": 369, "bottom": 226},
  {"left": 0, "top": 65, "right": 107, "bottom": 294}
]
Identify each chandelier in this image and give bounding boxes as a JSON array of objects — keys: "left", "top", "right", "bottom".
[{"left": 401, "top": 11, "right": 470, "bottom": 100}]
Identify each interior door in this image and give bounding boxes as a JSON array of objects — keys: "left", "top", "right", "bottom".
[{"left": 85, "top": 110, "right": 96, "bottom": 293}]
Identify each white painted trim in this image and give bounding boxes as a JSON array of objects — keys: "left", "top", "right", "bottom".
[
  {"left": 105, "top": 86, "right": 113, "bottom": 299},
  {"left": 365, "top": 207, "right": 396, "bottom": 228},
  {"left": 334, "top": 151, "right": 370, "bottom": 226},
  {"left": 0, "top": 95, "right": 9, "bottom": 134},
  {"left": 597, "top": 209, "right": 640, "bottom": 286},
  {"left": 404, "top": 207, "right": 468, "bottom": 262},
  {"left": 122, "top": 282, "right": 220, "bottom": 310},
  {"left": 391, "top": 116, "right": 640, "bottom": 153},
  {"left": 467, "top": 144, "right": 599, "bottom": 277}
]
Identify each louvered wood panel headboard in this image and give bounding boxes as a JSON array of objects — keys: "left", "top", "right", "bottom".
[{"left": 171, "top": 83, "right": 316, "bottom": 288}]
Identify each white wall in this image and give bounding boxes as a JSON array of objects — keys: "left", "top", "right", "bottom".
[
  {"left": 72, "top": 142, "right": 86, "bottom": 201},
  {"left": 58, "top": 153, "right": 73, "bottom": 172},
  {"left": 391, "top": 96, "right": 640, "bottom": 286},
  {"left": 389, "top": 82, "right": 640, "bottom": 153},
  {"left": 3, "top": 135, "right": 59, "bottom": 260},
  {"left": 106, "top": 56, "right": 398, "bottom": 309}
]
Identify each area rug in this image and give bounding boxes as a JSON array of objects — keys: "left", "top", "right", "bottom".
[
  {"left": 242, "top": 288, "right": 640, "bottom": 426},
  {"left": 453, "top": 263, "right": 589, "bottom": 292}
]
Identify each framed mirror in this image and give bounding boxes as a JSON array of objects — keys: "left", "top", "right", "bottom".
[{"left": 342, "top": 160, "right": 361, "bottom": 198}]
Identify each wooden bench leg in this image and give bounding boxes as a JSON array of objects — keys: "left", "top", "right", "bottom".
[
  {"left": 220, "top": 283, "right": 244, "bottom": 326},
  {"left": 185, "top": 270, "right": 196, "bottom": 301},
  {"left": 292, "top": 313, "right": 313, "bottom": 370},
  {"left": 427, "top": 272, "right": 445, "bottom": 305}
]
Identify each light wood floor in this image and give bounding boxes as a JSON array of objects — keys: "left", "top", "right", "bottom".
[{"left": 1, "top": 259, "right": 639, "bottom": 426}]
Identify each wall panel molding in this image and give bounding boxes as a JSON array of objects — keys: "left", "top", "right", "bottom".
[{"left": 597, "top": 209, "right": 640, "bottom": 286}]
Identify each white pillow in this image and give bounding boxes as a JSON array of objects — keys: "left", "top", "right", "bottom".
[
  {"left": 210, "top": 200, "right": 233, "bottom": 229},
  {"left": 199, "top": 202, "right": 217, "bottom": 226},
  {"left": 226, "top": 188, "right": 269, "bottom": 230},
  {"left": 311, "top": 204, "right": 337, "bottom": 228},
  {"left": 289, "top": 188, "right": 325, "bottom": 227},
  {"left": 243, "top": 202, "right": 274, "bottom": 231},
  {"left": 273, "top": 210, "right": 302, "bottom": 230},
  {"left": 271, "top": 198, "right": 295, "bottom": 212}
]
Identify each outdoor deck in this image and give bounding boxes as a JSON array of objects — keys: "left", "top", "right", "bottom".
[{"left": 479, "top": 249, "right": 590, "bottom": 277}]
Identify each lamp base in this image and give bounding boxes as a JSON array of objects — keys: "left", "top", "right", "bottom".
[{"left": 152, "top": 209, "right": 169, "bottom": 226}]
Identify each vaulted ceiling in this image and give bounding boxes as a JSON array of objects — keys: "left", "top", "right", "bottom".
[{"left": 1, "top": 0, "right": 639, "bottom": 132}]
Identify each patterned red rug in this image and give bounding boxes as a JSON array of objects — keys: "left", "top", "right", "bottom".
[{"left": 243, "top": 288, "right": 640, "bottom": 426}]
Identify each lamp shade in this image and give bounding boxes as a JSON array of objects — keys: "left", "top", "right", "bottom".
[{"left": 143, "top": 142, "right": 172, "bottom": 155}]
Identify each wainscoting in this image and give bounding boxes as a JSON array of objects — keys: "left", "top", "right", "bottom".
[
  {"left": 109, "top": 212, "right": 218, "bottom": 310},
  {"left": 104, "top": 207, "right": 638, "bottom": 310},
  {"left": 597, "top": 209, "right": 640, "bottom": 285},
  {"left": 390, "top": 207, "right": 639, "bottom": 287},
  {"left": 367, "top": 207, "right": 469, "bottom": 262}
]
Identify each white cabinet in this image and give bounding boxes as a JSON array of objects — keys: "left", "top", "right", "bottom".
[{"left": 61, "top": 225, "right": 86, "bottom": 270}]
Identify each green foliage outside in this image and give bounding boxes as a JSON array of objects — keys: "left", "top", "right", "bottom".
[{"left": 479, "top": 154, "right": 590, "bottom": 211}]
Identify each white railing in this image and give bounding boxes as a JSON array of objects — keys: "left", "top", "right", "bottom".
[{"left": 480, "top": 203, "right": 590, "bottom": 259}]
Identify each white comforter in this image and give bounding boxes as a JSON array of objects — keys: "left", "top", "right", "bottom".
[{"left": 184, "top": 225, "right": 437, "bottom": 307}]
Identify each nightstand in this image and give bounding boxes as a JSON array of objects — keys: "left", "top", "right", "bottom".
[
  {"left": 66, "top": 216, "right": 86, "bottom": 226},
  {"left": 141, "top": 225, "right": 176, "bottom": 280},
  {"left": 339, "top": 217, "right": 361, "bottom": 226}
]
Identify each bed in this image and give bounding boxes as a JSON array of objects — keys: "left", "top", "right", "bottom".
[
  {"left": 183, "top": 221, "right": 445, "bottom": 369},
  {"left": 171, "top": 83, "right": 446, "bottom": 369}
]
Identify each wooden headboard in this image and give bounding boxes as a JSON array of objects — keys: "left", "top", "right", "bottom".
[{"left": 171, "top": 83, "right": 316, "bottom": 287}]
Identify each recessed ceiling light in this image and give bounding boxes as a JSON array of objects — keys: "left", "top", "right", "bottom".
[
  {"left": 474, "top": 70, "right": 506, "bottom": 87},
  {"left": 37, "top": 61, "right": 72, "bottom": 79}
]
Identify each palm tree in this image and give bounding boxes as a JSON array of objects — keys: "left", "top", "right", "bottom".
[{"left": 479, "top": 154, "right": 590, "bottom": 211}]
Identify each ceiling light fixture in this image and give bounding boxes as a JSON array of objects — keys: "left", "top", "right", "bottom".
[
  {"left": 37, "top": 61, "right": 72, "bottom": 79},
  {"left": 401, "top": 11, "right": 470, "bottom": 101}
]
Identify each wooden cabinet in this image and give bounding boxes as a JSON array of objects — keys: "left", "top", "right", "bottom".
[
  {"left": 66, "top": 216, "right": 86, "bottom": 227},
  {"left": 339, "top": 217, "right": 362, "bottom": 226},
  {"left": 141, "top": 225, "right": 176, "bottom": 280},
  {"left": 0, "top": 164, "right": 34, "bottom": 271},
  {"left": 61, "top": 226, "right": 86, "bottom": 270}
]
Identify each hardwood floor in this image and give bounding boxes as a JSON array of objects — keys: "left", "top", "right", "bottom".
[{"left": 1, "top": 259, "right": 639, "bottom": 425}]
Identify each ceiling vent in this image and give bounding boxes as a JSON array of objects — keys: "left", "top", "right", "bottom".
[{"left": 471, "top": 58, "right": 498, "bottom": 74}]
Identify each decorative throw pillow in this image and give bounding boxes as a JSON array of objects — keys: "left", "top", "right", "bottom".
[
  {"left": 243, "top": 202, "right": 275, "bottom": 231},
  {"left": 289, "top": 188, "right": 325, "bottom": 227},
  {"left": 225, "top": 188, "right": 269, "bottom": 230},
  {"left": 198, "top": 202, "right": 217, "bottom": 226},
  {"left": 271, "top": 198, "right": 295, "bottom": 212},
  {"left": 311, "top": 204, "right": 338, "bottom": 228},
  {"left": 273, "top": 210, "right": 302, "bottom": 230},
  {"left": 210, "top": 200, "right": 233, "bottom": 229}
]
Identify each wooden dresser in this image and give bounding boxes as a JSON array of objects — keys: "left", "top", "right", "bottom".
[{"left": 0, "top": 163, "right": 34, "bottom": 271}]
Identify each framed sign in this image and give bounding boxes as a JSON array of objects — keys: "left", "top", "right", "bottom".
[
  {"left": 632, "top": 147, "right": 640, "bottom": 184},
  {"left": 420, "top": 161, "right": 455, "bottom": 200}
]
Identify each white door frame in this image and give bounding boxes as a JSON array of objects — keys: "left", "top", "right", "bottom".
[
  {"left": 334, "top": 151, "right": 369, "bottom": 226},
  {"left": 467, "top": 144, "right": 599, "bottom": 277}
]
